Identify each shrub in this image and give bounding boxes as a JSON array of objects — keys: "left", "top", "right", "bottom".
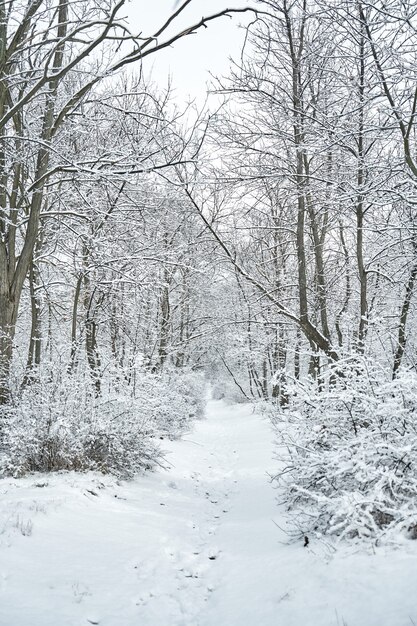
[
  {"left": 0, "top": 366, "right": 205, "bottom": 479},
  {"left": 272, "top": 359, "right": 417, "bottom": 543}
]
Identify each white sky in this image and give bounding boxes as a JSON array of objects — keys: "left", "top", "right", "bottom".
[{"left": 126, "top": 0, "right": 252, "bottom": 103}]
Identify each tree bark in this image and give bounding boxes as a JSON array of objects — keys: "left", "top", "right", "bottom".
[{"left": 393, "top": 256, "right": 417, "bottom": 378}]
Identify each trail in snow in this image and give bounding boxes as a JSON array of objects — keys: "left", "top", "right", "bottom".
[{"left": 1, "top": 399, "right": 417, "bottom": 626}]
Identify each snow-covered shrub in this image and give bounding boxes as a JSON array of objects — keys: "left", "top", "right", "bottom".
[
  {"left": 273, "top": 359, "right": 417, "bottom": 543},
  {"left": 0, "top": 366, "right": 205, "bottom": 478},
  {"left": 148, "top": 367, "right": 206, "bottom": 437}
]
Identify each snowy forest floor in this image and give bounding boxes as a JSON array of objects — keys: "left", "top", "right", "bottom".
[{"left": 1, "top": 399, "right": 417, "bottom": 626}]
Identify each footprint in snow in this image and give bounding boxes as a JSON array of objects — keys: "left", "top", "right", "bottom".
[
  {"left": 72, "top": 582, "right": 91, "bottom": 604},
  {"left": 181, "top": 567, "right": 200, "bottom": 579},
  {"left": 208, "top": 548, "right": 221, "bottom": 561},
  {"left": 135, "top": 590, "right": 154, "bottom": 606}
]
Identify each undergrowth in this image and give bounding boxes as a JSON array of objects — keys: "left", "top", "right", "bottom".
[{"left": 272, "top": 358, "right": 417, "bottom": 543}]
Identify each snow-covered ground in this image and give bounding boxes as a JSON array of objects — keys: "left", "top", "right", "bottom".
[{"left": 1, "top": 399, "right": 417, "bottom": 626}]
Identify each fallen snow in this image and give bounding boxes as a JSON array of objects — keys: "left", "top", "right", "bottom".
[{"left": 1, "top": 399, "right": 417, "bottom": 625}]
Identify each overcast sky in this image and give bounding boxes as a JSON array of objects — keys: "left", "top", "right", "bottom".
[{"left": 126, "top": 0, "right": 252, "bottom": 103}]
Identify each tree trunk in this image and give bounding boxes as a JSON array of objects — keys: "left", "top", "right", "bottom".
[
  {"left": 392, "top": 258, "right": 417, "bottom": 378},
  {"left": 0, "top": 300, "right": 17, "bottom": 404},
  {"left": 158, "top": 278, "right": 171, "bottom": 369},
  {"left": 68, "top": 274, "right": 83, "bottom": 373},
  {"left": 22, "top": 259, "right": 42, "bottom": 387},
  {"left": 356, "top": 19, "right": 368, "bottom": 352}
]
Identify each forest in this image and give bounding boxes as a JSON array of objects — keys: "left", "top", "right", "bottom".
[{"left": 1, "top": 0, "right": 417, "bottom": 624}]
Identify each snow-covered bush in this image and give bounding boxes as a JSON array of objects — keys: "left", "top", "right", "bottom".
[
  {"left": 152, "top": 368, "right": 206, "bottom": 436},
  {"left": 0, "top": 366, "right": 205, "bottom": 479},
  {"left": 273, "top": 359, "right": 417, "bottom": 543}
]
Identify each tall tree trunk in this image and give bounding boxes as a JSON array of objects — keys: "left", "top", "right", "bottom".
[
  {"left": 68, "top": 274, "right": 83, "bottom": 373},
  {"left": 392, "top": 255, "right": 417, "bottom": 378},
  {"left": 356, "top": 18, "right": 368, "bottom": 352},
  {"left": 158, "top": 274, "right": 171, "bottom": 369},
  {"left": 304, "top": 158, "right": 331, "bottom": 342},
  {"left": 22, "top": 259, "right": 42, "bottom": 387},
  {"left": 0, "top": 301, "right": 17, "bottom": 404},
  {"left": 85, "top": 286, "right": 102, "bottom": 397},
  {"left": 335, "top": 222, "right": 351, "bottom": 348}
]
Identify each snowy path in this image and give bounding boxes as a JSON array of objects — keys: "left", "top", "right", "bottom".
[{"left": 1, "top": 399, "right": 417, "bottom": 625}]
